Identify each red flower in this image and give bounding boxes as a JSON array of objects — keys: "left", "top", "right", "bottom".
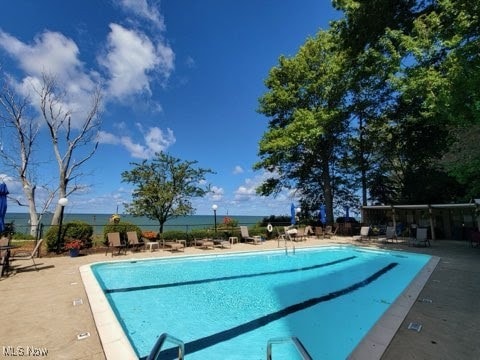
[{"left": 64, "top": 240, "right": 82, "bottom": 250}]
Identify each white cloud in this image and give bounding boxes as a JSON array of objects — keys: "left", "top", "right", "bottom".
[
  {"left": 0, "top": 30, "right": 81, "bottom": 78},
  {"left": 118, "top": 0, "right": 166, "bottom": 30},
  {"left": 99, "top": 23, "right": 174, "bottom": 100},
  {"left": 210, "top": 186, "right": 224, "bottom": 202},
  {"left": 233, "top": 165, "right": 244, "bottom": 174},
  {"left": 0, "top": 30, "right": 101, "bottom": 128},
  {"left": 98, "top": 126, "right": 175, "bottom": 159}
]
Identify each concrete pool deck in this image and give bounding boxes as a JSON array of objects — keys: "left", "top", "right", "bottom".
[{"left": 1, "top": 236, "right": 479, "bottom": 359}]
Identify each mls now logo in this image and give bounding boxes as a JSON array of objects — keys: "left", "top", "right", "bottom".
[{"left": 3, "top": 346, "right": 48, "bottom": 356}]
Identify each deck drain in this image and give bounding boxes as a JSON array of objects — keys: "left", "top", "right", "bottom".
[
  {"left": 77, "top": 332, "right": 90, "bottom": 340},
  {"left": 407, "top": 322, "right": 423, "bottom": 332},
  {"left": 419, "top": 298, "right": 433, "bottom": 303},
  {"left": 73, "top": 298, "right": 83, "bottom": 306}
]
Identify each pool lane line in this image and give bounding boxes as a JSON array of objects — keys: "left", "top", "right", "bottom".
[
  {"left": 104, "top": 256, "right": 357, "bottom": 294},
  {"left": 140, "top": 262, "right": 398, "bottom": 360}
]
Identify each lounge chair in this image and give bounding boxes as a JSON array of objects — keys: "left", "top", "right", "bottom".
[
  {"left": 0, "top": 237, "right": 10, "bottom": 276},
  {"left": 314, "top": 227, "right": 324, "bottom": 239},
  {"left": 10, "top": 239, "right": 44, "bottom": 271},
  {"left": 353, "top": 226, "right": 370, "bottom": 241},
  {"left": 324, "top": 225, "right": 338, "bottom": 239},
  {"left": 409, "top": 228, "right": 430, "bottom": 247},
  {"left": 240, "top": 226, "right": 262, "bottom": 245},
  {"left": 385, "top": 226, "right": 397, "bottom": 243},
  {"left": 126, "top": 231, "right": 143, "bottom": 252},
  {"left": 194, "top": 238, "right": 214, "bottom": 249},
  {"left": 106, "top": 232, "right": 127, "bottom": 256},
  {"left": 213, "top": 238, "right": 231, "bottom": 249},
  {"left": 163, "top": 239, "right": 186, "bottom": 252},
  {"left": 0, "top": 249, "right": 8, "bottom": 276},
  {"left": 304, "top": 225, "right": 315, "bottom": 237},
  {"left": 294, "top": 227, "right": 306, "bottom": 241}
]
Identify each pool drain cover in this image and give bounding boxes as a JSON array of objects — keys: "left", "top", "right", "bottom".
[
  {"left": 407, "top": 322, "right": 422, "bottom": 332},
  {"left": 77, "top": 332, "right": 90, "bottom": 340},
  {"left": 73, "top": 298, "right": 83, "bottom": 306},
  {"left": 419, "top": 298, "right": 433, "bottom": 303}
]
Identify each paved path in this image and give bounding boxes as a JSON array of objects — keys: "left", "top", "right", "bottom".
[{"left": 0, "top": 237, "right": 479, "bottom": 359}]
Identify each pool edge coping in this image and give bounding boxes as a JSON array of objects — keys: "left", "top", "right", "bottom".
[
  {"left": 80, "top": 263, "right": 139, "bottom": 360},
  {"left": 348, "top": 254, "right": 440, "bottom": 360},
  {"left": 80, "top": 245, "right": 437, "bottom": 360}
]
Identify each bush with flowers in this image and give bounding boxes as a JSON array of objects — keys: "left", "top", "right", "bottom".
[
  {"left": 64, "top": 239, "right": 82, "bottom": 250},
  {"left": 142, "top": 231, "right": 158, "bottom": 240},
  {"left": 221, "top": 217, "right": 238, "bottom": 228}
]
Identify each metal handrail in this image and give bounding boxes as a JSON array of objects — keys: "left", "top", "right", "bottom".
[
  {"left": 147, "top": 333, "right": 185, "bottom": 360},
  {"left": 266, "top": 336, "right": 313, "bottom": 360}
]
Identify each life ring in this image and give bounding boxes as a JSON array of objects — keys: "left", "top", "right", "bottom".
[{"left": 267, "top": 224, "right": 273, "bottom": 232}]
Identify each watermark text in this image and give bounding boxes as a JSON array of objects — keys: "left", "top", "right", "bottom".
[{"left": 3, "top": 345, "right": 48, "bottom": 357}]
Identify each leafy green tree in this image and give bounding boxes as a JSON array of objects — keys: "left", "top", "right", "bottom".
[
  {"left": 121, "top": 152, "right": 213, "bottom": 234},
  {"left": 335, "top": 0, "right": 478, "bottom": 203},
  {"left": 255, "top": 29, "right": 353, "bottom": 223}
]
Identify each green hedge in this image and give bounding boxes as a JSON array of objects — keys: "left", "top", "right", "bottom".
[{"left": 45, "top": 220, "right": 93, "bottom": 252}]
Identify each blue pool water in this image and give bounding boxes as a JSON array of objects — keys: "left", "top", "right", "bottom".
[{"left": 92, "top": 246, "right": 431, "bottom": 359}]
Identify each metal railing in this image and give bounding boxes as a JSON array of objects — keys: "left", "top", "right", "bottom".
[
  {"left": 266, "top": 336, "right": 313, "bottom": 360},
  {"left": 147, "top": 333, "right": 185, "bottom": 360}
]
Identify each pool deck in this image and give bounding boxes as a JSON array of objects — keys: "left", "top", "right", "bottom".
[{"left": 1, "top": 236, "right": 479, "bottom": 359}]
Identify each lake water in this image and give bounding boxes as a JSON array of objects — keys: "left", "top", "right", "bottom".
[{"left": 5, "top": 212, "right": 264, "bottom": 235}]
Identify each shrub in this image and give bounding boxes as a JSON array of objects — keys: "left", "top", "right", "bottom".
[
  {"left": 11, "top": 232, "right": 35, "bottom": 240},
  {"left": 45, "top": 220, "right": 93, "bottom": 252},
  {"left": 160, "top": 230, "right": 190, "bottom": 241}
]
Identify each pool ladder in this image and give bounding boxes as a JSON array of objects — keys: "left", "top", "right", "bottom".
[
  {"left": 278, "top": 232, "right": 296, "bottom": 255},
  {"left": 267, "top": 336, "right": 313, "bottom": 360},
  {"left": 147, "top": 333, "right": 185, "bottom": 360},
  {"left": 147, "top": 333, "right": 312, "bottom": 360}
]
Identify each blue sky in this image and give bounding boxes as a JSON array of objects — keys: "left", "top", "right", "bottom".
[{"left": 0, "top": 0, "right": 340, "bottom": 216}]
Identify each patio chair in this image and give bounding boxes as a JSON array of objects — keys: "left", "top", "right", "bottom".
[
  {"left": 353, "top": 226, "right": 370, "bottom": 241},
  {"left": 304, "top": 225, "right": 315, "bottom": 237},
  {"left": 240, "top": 226, "right": 262, "bottom": 245},
  {"left": 385, "top": 226, "right": 397, "bottom": 243},
  {"left": 409, "top": 228, "right": 430, "bottom": 247},
  {"left": 213, "top": 238, "right": 231, "bottom": 249},
  {"left": 0, "top": 236, "right": 9, "bottom": 247},
  {"left": 314, "top": 227, "right": 324, "bottom": 239},
  {"left": 106, "top": 232, "right": 127, "bottom": 256},
  {"left": 163, "top": 239, "right": 186, "bottom": 252},
  {"left": 324, "top": 225, "right": 338, "bottom": 239},
  {"left": 10, "top": 239, "right": 44, "bottom": 271},
  {"left": 294, "top": 227, "right": 307, "bottom": 241},
  {"left": 126, "top": 231, "right": 143, "bottom": 252},
  {"left": 193, "top": 238, "right": 214, "bottom": 249},
  {"left": 0, "top": 249, "right": 9, "bottom": 277}
]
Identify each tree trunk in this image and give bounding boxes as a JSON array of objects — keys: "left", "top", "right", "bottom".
[{"left": 322, "top": 162, "right": 335, "bottom": 225}]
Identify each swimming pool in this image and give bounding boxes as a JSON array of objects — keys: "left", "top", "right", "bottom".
[{"left": 81, "top": 246, "right": 438, "bottom": 359}]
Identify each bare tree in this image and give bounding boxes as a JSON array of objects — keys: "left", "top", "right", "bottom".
[
  {"left": 36, "top": 73, "right": 102, "bottom": 225},
  {"left": 0, "top": 77, "right": 49, "bottom": 237}
]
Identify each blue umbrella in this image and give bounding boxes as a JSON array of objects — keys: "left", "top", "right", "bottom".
[
  {"left": 319, "top": 204, "right": 326, "bottom": 225},
  {"left": 0, "top": 182, "right": 8, "bottom": 233},
  {"left": 344, "top": 206, "right": 350, "bottom": 220},
  {"left": 290, "top": 203, "right": 296, "bottom": 225}
]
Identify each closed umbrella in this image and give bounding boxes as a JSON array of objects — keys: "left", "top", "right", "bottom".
[
  {"left": 0, "top": 182, "right": 8, "bottom": 233},
  {"left": 319, "top": 204, "right": 327, "bottom": 226},
  {"left": 344, "top": 206, "right": 350, "bottom": 220},
  {"left": 290, "top": 203, "right": 296, "bottom": 225}
]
